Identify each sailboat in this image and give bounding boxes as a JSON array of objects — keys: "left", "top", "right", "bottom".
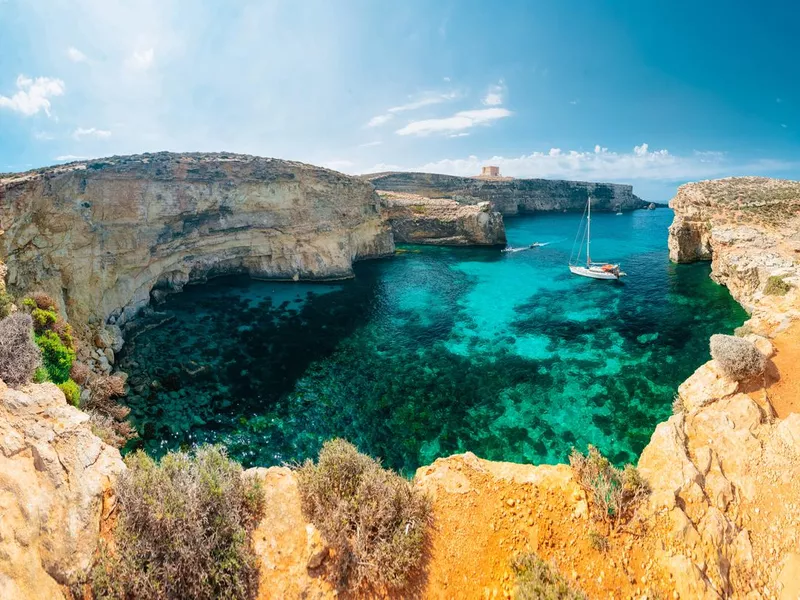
[{"left": 568, "top": 196, "right": 626, "bottom": 280}]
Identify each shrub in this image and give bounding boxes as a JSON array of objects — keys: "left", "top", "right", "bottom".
[
  {"left": 30, "top": 291, "right": 57, "bottom": 310},
  {"left": 35, "top": 330, "right": 76, "bottom": 384},
  {"left": 87, "top": 411, "right": 138, "bottom": 448},
  {"left": 671, "top": 394, "right": 685, "bottom": 414},
  {"left": 764, "top": 275, "right": 792, "bottom": 296},
  {"left": 588, "top": 531, "right": 609, "bottom": 552},
  {"left": 710, "top": 334, "right": 766, "bottom": 381},
  {"left": 569, "top": 445, "right": 649, "bottom": 527},
  {"left": 0, "top": 313, "right": 42, "bottom": 386},
  {"left": 33, "top": 366, "right": 49, "bottom": 383},
  {"left": 70, "top": 362, "right": 91, "bottom": 385},
  {"left": 511, "top": 552, "right": 586, "bottom": 600},
  {"left": 90, "top": 446, "right": 264, "bottom": 600},
  {"left": 58, "top": 379, "right": 81, "bottom": 407},
  {"left": 88, "top": 374, "right": 126, "bottom": 404},
  {"left": 52, "top": 319, "right": 75, "bottom": 350},
  {"left": 295, "top": 439, "right": 431, "bottom": 591},
  {"left": 31, "top": 307, "right": 58, "bottom": 332},
  {"left": 0, "top": 290, "right": 13, "bottom": 319}
]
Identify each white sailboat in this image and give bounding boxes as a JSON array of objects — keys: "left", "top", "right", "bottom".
[{"left": 568, "top": 196, "right": 626, "bottom": 280}]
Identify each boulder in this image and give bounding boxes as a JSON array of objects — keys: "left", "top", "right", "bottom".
[{"left": 0, "top": 380, "right": 124, "bottom": 600}]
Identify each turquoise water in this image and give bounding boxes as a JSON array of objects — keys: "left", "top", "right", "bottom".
[{"left": 119, "top": 209, "right": 747, "bottom": 474}]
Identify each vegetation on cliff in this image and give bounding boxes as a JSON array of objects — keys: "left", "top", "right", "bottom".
[
  {"left": 295, "top": 438, "right": 431, "bottom": 592},
  {"left": 0, "top": 312, "right": 41, "bottom": 386},
  {"left": 91, "top": 445, "right": 264, "bottom": 600},
  {"left": 511, "top": 552, "right": 586, "bottom": 600},
  {"left": 710, "top": 334, "right": 766, "bottom": 381},
  {"left": 568, "top": 445, "right": 649, "bottom": 528}
]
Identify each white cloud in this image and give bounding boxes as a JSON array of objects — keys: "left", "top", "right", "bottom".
[
  {"left": 482, "top": 80, "right": 504, "bottom": 106},
  {"left": 570, "top": 99, "right": 579, "bottom": 105},
  {"left": 364, "top": 143, "right": 796, "bottom": 185},
  {"left": 67, "top": 46, "right": 87, "bottom": 62},
  {"left": 396, "top": 107, "right": 512, "bottom": 136},
  {"left": 358, "top": 140, "right": 382, "bottom": 147},
  {"left": 449, "top": 132, "right": 469, "bottom": 138},
  {"left": 54, "top": 154, "right": 88, "bottom": 161},
  {"left": 366, "top": 91, "right": 458, "bottom": 127},
  {"left": 0, "top": 75, "right": 65, "bottom": 117},
  {"left": 127, "top": 47, "right": 155, "bottom": 70},
  {"left": 73, "top": 127, "right": 112, "bottom": 140},
  {"left": 367, "top": 114, "right": 393, "bottom": 127},
  {"left": 34, "top": 131, "right": 54, "bottom": 140}
]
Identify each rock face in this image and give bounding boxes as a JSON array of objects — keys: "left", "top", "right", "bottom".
[
  {"left": 379, "top": 190, "right": 506, "bottom": 246},
  {"left": 0, "top": 380, "right": 124, "bottom": 600},
  {"left": 668, "top": 177, "right": 800, "bottom": 316},
  {"left": 0, "top": 153, "right": 394, "bottom": 329},
  {"left": 365, "top": 171, "right": 648, "bottom": 215}
]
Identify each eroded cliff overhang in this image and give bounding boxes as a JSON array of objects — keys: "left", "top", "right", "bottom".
[{"left": 0, "top": 152, "right": 394, "bottom": 328}]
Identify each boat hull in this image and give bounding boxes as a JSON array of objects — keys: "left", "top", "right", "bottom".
[{"left": 569, "top": 265, "right": 619, "bottom": 280}]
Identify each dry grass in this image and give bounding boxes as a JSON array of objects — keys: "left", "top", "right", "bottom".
[
  {"left": 764, "top": 275, "right": 792, "bottom": 296},
  {"left": 511, "top": 552, "right": 586, "bottom": 600},
  {"left": 0, "top": 313, "right": 42, "bottom": 386},
  {"left": 69, "top": 362, "right": 91, "bottom": 385},
  {"left": 90, "top": 446, "right": 264, "bottom": 600},
  {"left": 569, "top": 446, "right": 649, "bottom": 528},
  {"left": 710, "top": 334, "right": 766, "bottom": 381},
  {"left": 295, "top": 439, "right": 431, "bottom": 592}
]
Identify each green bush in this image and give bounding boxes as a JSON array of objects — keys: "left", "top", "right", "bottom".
[
  {"left": 764, "top": 275, "right": 792, "bottom": 296},
  {"left": 58, "top": 379, "right": 81, "bottom": 407},
  {"left": 91, "top": 446, "right": 264, "bottom": 600},
  {"left": 31, "top": 307, "right": 58, "bottom": 332},
  {"left": 295, "top": 439, "right": 431, "bottom": 591},
  {"left": 569, "top": 445, "right": 649, "bottom": 527},
  {"left": 33, "top": 366, "right": 49, "bottom": 383},
  {"left": 511, "top": 552, "right": 586, "bottom": 600},
  {"left": 35, "top": 330, "right": 76, "bottom": 384},
  {"left": 0, "top": 291, "right": 13, "bottom": 319}
]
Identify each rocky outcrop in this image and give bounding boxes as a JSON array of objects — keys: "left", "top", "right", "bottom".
[
  {"left": 0, "top": 153, "right": 394, "bottom": 331},
  {"left": 668, "top": 177, "right": 800, "bottom": 317},
  {"left": 365, "top": 171, "right": 648, "bottom": 215},
  {"left": 0, "top": 380, "right": 124, "bottom": 600},
  {"left": 379, "top": 191, "right": 506, "bottom": 246}
]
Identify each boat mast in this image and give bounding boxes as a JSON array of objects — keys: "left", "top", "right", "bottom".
[{"left": 586, "top": 195, "right": 591, "bottom": 265}]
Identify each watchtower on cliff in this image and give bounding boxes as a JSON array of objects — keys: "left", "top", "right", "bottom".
[{"left": 481, "top": 166, "right": 500, "bottom": 177}]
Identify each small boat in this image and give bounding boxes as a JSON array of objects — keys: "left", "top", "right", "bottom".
[
  {"left": 569, "top": 196, "right": 625, "bottom": 280},
  {"left": 615, "top": 211, "right": 623, "bottom": 216}
]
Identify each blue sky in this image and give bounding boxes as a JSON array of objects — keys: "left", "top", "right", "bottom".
[{"left": 1, "top": 0, "right": 798, "bottom": 199}]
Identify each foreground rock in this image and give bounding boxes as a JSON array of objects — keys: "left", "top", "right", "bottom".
[
  {"left": 0, "top": 153, "right": 394, "bottom": 332},
  {"left": 0, "top": 380, "right": 124, "bottom": 600},
  {"left": 366, "top": 171, "right": 648, "bottom": 215},
  {"left": 380, "top": 191, "right": 506, "bottom": 246}
]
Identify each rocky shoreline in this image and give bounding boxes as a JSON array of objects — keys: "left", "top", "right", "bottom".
[
  {"left": 380, "top": 190, "right": 506, "bottom": 246},
  {"left": 1, "top": 173, "right": 799, "bottom": 599}
]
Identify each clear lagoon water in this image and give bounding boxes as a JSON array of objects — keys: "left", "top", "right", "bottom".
[{"left": 119, "top": 209, "right": 747, "bottom": 474}]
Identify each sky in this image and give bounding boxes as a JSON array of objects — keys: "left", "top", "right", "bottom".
[{"left": 1, "top": 0, "right": 799, "bottom": 200}]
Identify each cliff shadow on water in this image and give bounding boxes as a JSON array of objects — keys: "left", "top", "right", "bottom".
[{"left": 119, "top": 210, "right": 748, "bottom": 475}]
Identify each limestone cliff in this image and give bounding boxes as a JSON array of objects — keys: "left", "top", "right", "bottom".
[
  {"left": 669, "top": 177, "right": 800, "bottom": 319},
  {"left": 0, "top": 381, "right": 124, "bottom": 600},
  {"left": 365, "top": 171, "right": 648, "bottom": 215},
  {"left": 0, "top": 153, "right": 394, "bottom": 331},
  {"left": 379, "top": 190, "right": 506, "bottom": 246}
]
